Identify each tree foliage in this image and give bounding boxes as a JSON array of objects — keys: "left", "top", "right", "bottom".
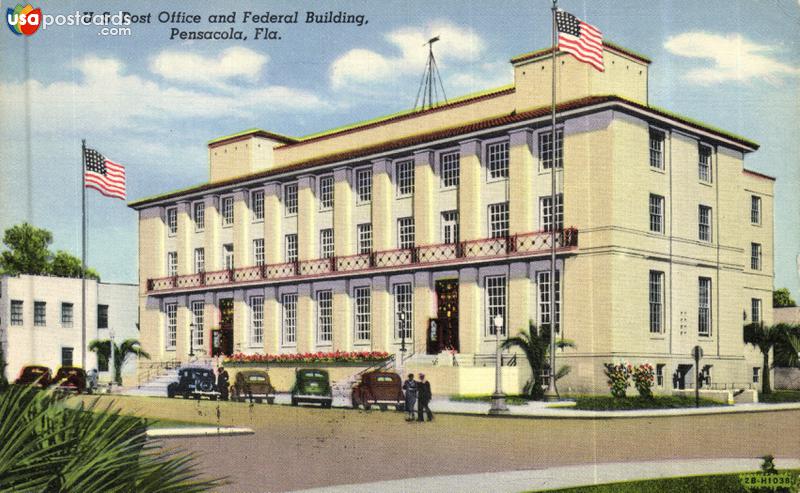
[
  {"left": 501, "top": 323, "right": 574, "bottom": 400},
  {"left": 774, "top": 288, "right": 797, "bottom": 308},
  {"left": 50, "top": 250, "right": 100, "bottom": 280},
  {"left": 0, "top": 341, "right": 8, "bottom": 391},
  {"left": 0, "top": 223, "right": 99, "bottom": 280},
  {"left": 89, "top": 339, "right": 150, "bottom": 385},
  {"left": 744, "top": 322, "right": 800, "bottom": 394}
]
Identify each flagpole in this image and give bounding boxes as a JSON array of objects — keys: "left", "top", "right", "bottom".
[{"left": 81, "top": 139, "right": 87, "bottom": 370}]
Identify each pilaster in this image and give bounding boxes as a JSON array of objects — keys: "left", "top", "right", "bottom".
[
  {"left": 333, "top": 167, "right": 354, "bottom": 257},
  {"left": 509, "top": 129, "right": 534, "bottom": 234},
  {"left": 264, "top": 182, "right": 282, "bottom": 263},
  {"left": 232, "top": 189, "right": 250, "bottom": 268},
  {"left": 413, "top": 150, "right": 436, "bottom": 245},
  {"left": 297, "top": 175, "right": 317, "bottom": 261},
  {"left": 372, "top": 158, "right": 392, "bottom": 250},
  {"left": 459, "top": 139, "right": 483, "bottom": 240}
]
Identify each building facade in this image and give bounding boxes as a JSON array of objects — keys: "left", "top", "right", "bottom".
[{"left": 130, "top": 43, "right": 774, "bottom": 393}]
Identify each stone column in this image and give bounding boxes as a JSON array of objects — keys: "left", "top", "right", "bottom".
[
  {"left": 203, "top": 195, "right": 221, "bottom": 271},
  {"left": 232, "top": 189, "right": 250, "bottom": 268},
  {"left": 263, "top": 287, "right": 279, "bottom": 354},
  {"left": 508, "top": 262, "right": 530, "bottom": 338},
  {"left": 458, "top": 268, "right": 481, "bottom": 354},
  {"left": 459, "top": 139, "right": 483, "bottom": 241},
  {"left": 297, "top": 175, "right": 317, "bottom": 261},
  {"left": 413, "top": 272, "right": 434, "bottom": 354},
  {"left": 176, "top": 295, "right": 190, "bottom": 362},
  {"left": 297, "top": 283, "right": 314, "bottom": 353},
  {"left": 203, "top": 292, "right": 216, "bottom": 356},
  {"left": 509, "top": 129, "right": 534, "bottom": 234},
  {"left": 264, "top": 182, "right": 282, "bottom": 263},
  {"left": 176, "top": 201, "right": 192, "bottom": 275},
  {"left": 413, "top": 150, "right": 436, "bottom": 245},
  {"left": 332, "top": 282, "right": 352, "bottom": 352},
  {"left": 371, "top": 158, "right": 392, "bottom": 250},
  {"left": 233, "top": 289, "right": 247, "bottom": 354},
  {"left": 333, "top": 167, "right": 354, "bottom": 257},
  {"left": 371, "top": 276, "right": 390, "bottom": 352}
]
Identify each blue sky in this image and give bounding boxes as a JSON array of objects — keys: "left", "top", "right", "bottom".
[{"left": 1, "top": 0, "right": 798, "bottom": 298}]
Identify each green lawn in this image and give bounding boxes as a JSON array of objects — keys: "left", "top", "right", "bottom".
[
  {"left": 532, "top": 470, "right": 799, "bottom": 492},
  {"left": 760, "top": 390, "right": 800, "bottom": 403},
  {"left": 449, "top": 394, "right": 531, "bottom": 406},
  {"left": 570, "top": 395, "right": 725, "bottom": 411}
]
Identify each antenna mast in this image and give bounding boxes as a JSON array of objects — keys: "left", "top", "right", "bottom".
[{"left": 414, "top": 36, "right": 448, "bottom": 111}]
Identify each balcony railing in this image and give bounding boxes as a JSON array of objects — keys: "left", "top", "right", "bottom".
[{"left": 146, "top": 227, "right": 578, "bottom": 293}]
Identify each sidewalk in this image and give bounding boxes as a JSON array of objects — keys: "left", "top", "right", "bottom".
[{"left": 291, "top": 457, "right": 800, "bottom": 493}]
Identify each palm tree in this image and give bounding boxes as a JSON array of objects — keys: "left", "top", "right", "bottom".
[
  {"left": 744, "top": 322, "right": 794, "bottom": 395},
  {"left": 501, "top": 323, "right": 575, "bottom": 399},
  {"left": 89, "top": 339, "right": 150, "bottom": 385}
]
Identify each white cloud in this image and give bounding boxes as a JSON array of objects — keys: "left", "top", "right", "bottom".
[
  {"left": 150, "top": 47, "right": 268, "bottom": 87},
  {"left": 664, "top": 31, "right": 800, "bottom": 85}
]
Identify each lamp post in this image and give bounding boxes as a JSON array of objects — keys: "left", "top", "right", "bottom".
[
  {"left": 109, "top": 328, "right": 115, "bottom": 389},
  {"left": 489, "top": 314, "right": 509, "bottom": 414},
  {"left": 398, "top": 311, "right": 407, "bottom": 375},
  {"left": 189, "top": 322, "right": 195, "bottom": 359}
]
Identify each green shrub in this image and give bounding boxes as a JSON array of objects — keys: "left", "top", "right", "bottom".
[
  {"left": 572, "top": 395, "right": 723, "bottom": 411},
  {"left": 603, "top": 362, "right": 632, "bottom": 398},
  {"left": 632, "top": 363, "right": 655, "bottom": 398}
]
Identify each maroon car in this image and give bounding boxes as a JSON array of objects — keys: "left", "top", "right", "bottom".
[
  {"left": 351, "top": 371, "right": 404, "bottom": 411},
  {"left": 15, "top": 365, "right": 52, "bottom": 387},
  {"left": 51, "top": 366, "right": 88, "bottom": 394}
]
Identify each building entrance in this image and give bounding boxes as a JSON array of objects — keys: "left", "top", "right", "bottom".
[
  {"left": 212, "top": 298, "right": 234, "bottom": 357},
  {"left": 428, "top": 279, "right": 459, "bottom": 354}
]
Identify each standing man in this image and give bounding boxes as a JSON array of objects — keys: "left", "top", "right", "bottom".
[
  {"left": 402, "top": 373, "right": 417, "bottom": 421},
  {"left": 217, "top": 366, "right": 230, "bottom": 401},
  {"left": 417, "top": 373, "right": 433, "bottom": 422}
]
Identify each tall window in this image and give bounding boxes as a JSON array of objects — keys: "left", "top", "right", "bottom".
[
  {"left": 316, "top": 290, "right": 333, "bottom": 344},
  {"left": 61, "top": 302, "right": 73, "bottom": 327},
  {"left": 488, "top": 202, "right": 509, "bottom": 238},
  {"left": 320, "top": 229, "right": 334, "bottom": 259},
  {"left": 698, "top": 277, "right": 712, "bottom": 336},
  {"left": 194, "top": 248, "right": 205, "bottom": 273},
  {"left": 166, "top": 207, "right": 177, "bottom": 235},
  {"left": 319, "top": 175, "right": 334, "bottom": 210},
  {"left": 753, "top": 367, "right": 760, "bottom": 384},
  {"left": 698, "top": 205, "right": 712, "bottom": 242},
  {"left": 251, "top": 190, "right": 264, "bottom": 221},
  {"left": 97, "top": 304, "right": 109, "bottom": 329},
  {"left": 281, "top": 293, "right": 297, "bottom": 346},
  {"left": 441, "top": 211, "right": 459, "bottom": 244},
  {"left": 354, "top": 286, "right": 372, "bottom": 342},
  {"left": 34, "top": 301, "right": 46, "bottom": 326},
  {"left": 538, "top": 271, "right": 561, "bottom": 332},
  {"left": 356, "top": 168, "right": 372, "bottom": 203},
  {"left": 250, "top": 296, "right": 264, "bottom": 345},
  {"left": 698, "top": 144, "right": 712, "bottom": 182},
  {"left": 284, "top": 184, "right": 298, "bottom": 215},
  {"left": 223, "top": 243, "right": 234, "bottom": 269},
  {"left": 649, "top": 129, "right": 665, "bottom": 169},
  {"left": 395, "top": 160, "right": 415, "bottom": 197},
  {"left": 751, "top": 196, "right": 761, "bottom": 225},
  {"left": 649, "top": 271, "right": 664, "bottom": 334},
  {"left": 541, "top": 194, "right": 564, "bottom": 232},
  {"left": 193, "top": 201, "right": 205, "bottom": 232},
  {"left": 191, "top": 300, "right": 204, "bottom": 348},
  {"left": 486, "top": 275, "right": 507, "bottom": 336},
  {"left": 398, "top": 217, "right": 415, "bottom": 249},
  {"left": 539, "top": 129, "right": 564, "bottom": 170},
  {"left": 440, "top": 151, "right": 460, "bottom": 188},
  {"left": 61, "top": 348, "right": 74, "bottom": 367},
  {"left": 751, "top": 298, "right": 762, "bottom": 324},
  {"left": 10, "top": 300, "right": 23, "bottom": 325},
  {"left": 751, "top": 242, "right": 762, "bottom": 271},
  {"left": 253, "top": 239, "right": 265, "bottom": 266},
  {"left": 165, "top": 303, "right": 177, "bottom": 349},
  {"left": 357, "top": 223, "right": 372, "bottom": 254},
  {"left": 649, "top": 194, "right": 664, "bottom": 234},
  {"left": 393, "top": 283, "right": 413, "bottom": 340},
  {"left": 285, "top": 234, "right": 298, "bottom": 262},
  {"left": 221, "top": 196, "right": 234, "bottom": 226},
  {"left": 487, "top": 141, "right": 509, "bottom": 179},
  {"left": 167, "top": 251, "right": 177, "bottom": 276},
  {"left": 656, "top": 364, "right": 665, "bottom": 387}
]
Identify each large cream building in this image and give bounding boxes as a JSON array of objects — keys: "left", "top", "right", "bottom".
[{"left": 129, "top": 42, "right": 774, "bottom": 393}]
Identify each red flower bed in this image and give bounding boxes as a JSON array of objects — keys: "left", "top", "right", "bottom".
[{"left": 224, "top": 351, "right": 391, "bottom": 365}]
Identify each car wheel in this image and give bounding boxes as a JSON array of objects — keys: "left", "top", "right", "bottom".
[
  {"left": 211, "top": 395, "right": 218, "bottom": 401},
  {"left": 379, "top": 404, "right": 388, "bottom": 412},
  {"left": 323, "top": 401, "right": 332, "bottom": 409},
  {"left": 363, "top": 403, "right": 372, "bottom": 410},
  {"left": 167, "top": 388, "right": 175, "bottom": 398},
  {"left": 395, "top": 404, "right": 404, "bottom": 411},
  {"left": 183, "top": 392, "right": 191, "bottom": 400},
  {"left": 255, "top": 398, "right": 263, "bottom": 404},
  {"left": 291, "top": 398, "right": 298, "bottom": 406},
  {"left": 267, "top": 397, "right": 275, "bottom": 405}
]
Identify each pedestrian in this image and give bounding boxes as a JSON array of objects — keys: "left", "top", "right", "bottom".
[
  {"left": 87, "top": 369, "right": 98, "bottom": 393},
  {"left": 417, "top": 373, "right": 433, "bottom": 422},
  {"left": 402, "top": 373, "right": 417, "bottom": 421},
  {"left": 217, "top": 366, "right": 230, "bottom": 401}
]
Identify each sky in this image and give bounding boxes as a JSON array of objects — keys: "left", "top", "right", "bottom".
[{"left": 0, "top": 0, "right": 798, "bottom": 298}]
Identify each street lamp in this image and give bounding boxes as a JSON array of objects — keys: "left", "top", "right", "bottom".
[
  {"left": 398, "top": 311, "right": 407, "bottom": 374},
  {"left": 109, "top": 328, "right": 115, "bottom": 389},
  {"left": 189, "top": 322, "right": 195, "bottom": 358},
  {"left": 489, "top": 314, "right": 509, "bottom": 414}
]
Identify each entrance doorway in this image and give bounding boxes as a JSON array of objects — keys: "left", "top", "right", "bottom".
[
  {"left": 428, "top": 279, "right": 459, "bottom": 354},
  {"left": 212, "top": 298, "right": 234, "bottom": 357},
  {"left": 673, "top": 364, "right": 693, "bottom": 390}
]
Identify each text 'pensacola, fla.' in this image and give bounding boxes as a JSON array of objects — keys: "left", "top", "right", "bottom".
[{"left": 123, "top": 11, "right": 368, "bottom": 27}]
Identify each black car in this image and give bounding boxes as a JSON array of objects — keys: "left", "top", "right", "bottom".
[{"left": 167, "top": 367, "right": 220, "bottom": 400}]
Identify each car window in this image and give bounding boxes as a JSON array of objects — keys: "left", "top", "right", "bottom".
[
  {"left": 376, "top": 376, "right": 394, "bottom": 383},
  {"left": 247, "top": 375, "right": 267, "bottom": 382}
]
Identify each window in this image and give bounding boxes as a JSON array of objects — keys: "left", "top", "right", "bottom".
[
  {"left": 751, "top": 196, "right": 761, "bottom": 225},
  {"left": 539, "top": 129, "right": 564, "bottom": 170},
  {"left": 752, "top": 367, "right": 760, "bottom": 384},
  {"left": 166, "top": 207, "right": 177, "bottom": 235},
  {"left": 357, "top": 223, "right": 372, "bottom": 254},
  {"left": 541, "top": 194, "right": 564, "bottom": 233},
  {"left": 393, "top": 283, "right": 413, "bottom": 340},
  {"left": 10, "top": 300, "right": 22, "bottom": 325},
  {"left": 284, "top": 183, "right": 298, "bottom": 215},
  {"left": 701, "top": 365, "right": 712, "bottom": 387},
  {"left": 538, "top": 271, "right": 561, "bottom": 332},
  {"left": 649, "top": 194, "right": 665, "bottom": 234},
  {"left": 250, "top": 296, "right": 264, "bottom": 346},
  {"left": 698, "top": 144, "right": 712, "bottom": 182},
  {"left": 34, "top": 301, "right": 46, "bottom": 326},
  {"left": 649, "top": 271, "right": 664, "bottom": 334},
  {"left": 285, "top": 234, "right": 298, "bottom": 262},
  {"left": 97, "top": 304, "right": 108, "bottom": 329},
  {"left": 487, "top": 141, "right": 509, "bottom": 179},
  {"left": 316, "top": 290, "right": 333, "bottom": 344},
  {"left": 61, "top": 303, "right": 73, "bottom": 327},
  {"left": 221, "top": 196, "right": 234, "bottom": 226},
  {"left": 649, "top": 129, "right": 665, "bottom": 170},
  {"left": 751, "top": 298, "right": 762, "bottom": 324},
  {"left": 656, "top": 364, "right": 665, "bottom": 387},
  {"left": 398, "top": 217, "right": 415, "bottom": 249},
  {"left": 319, "top": 175, "right": 334, "bottom": 210},
  {"left": 441, "top": 211, "right": 459, "bottom": 244},
  {"left": 751, "top": 243, "right": 762, "bottom": 271},
  {"left": 165, "top": 303, "right": 177, "bottom": 349},
  {"left": 698, "top": 277, "right": 712, "bottom": 336},
  {"left": 698, "top": 205, "right": 712, "bottom": 242},
  {"left": 167, "top": 251, "right": 177, "bottom": 277},
  {"left": 486, "top": 275, "right": 507, "bottom": 336},
  {"left": 253, "top": 239, "right": 265, "bottom": 266},
  {"left": 191, "top": 301, "right": 204, "bottom": 348},
  {"left": 193, "top": 248, "right": 205, "bottom": 273},
  {"left": 356, "top": 168, "right": 372, "bottom": 203},
  {"left": 251, "top": 190, "right": 264, "bottom": 221},
  {"left": 281, "top": 293, "right": 297, "bottom": 346},
  {"left": 395, "top": 160, "right": 414, "bottom": 197},
  {"left": 320, "top": 229, "right": 334, "bottom": 259},
  {"left": 61, "top": 347, "right": 74, "bottom": 367},
  {"left": 193, "top": 201, "right": 205, "bottom": 232},
  {"left": 488, "top": 202, "right": 509, "bottom": 238},
  {"left": 440, "top": 151, "right": 460, "bottom": 188},
  {"left": 354, "top": 286, "right": 371, "bottom": 342},
  {"left": 223, "top": 243, "right": 234, "bottom": 270}
]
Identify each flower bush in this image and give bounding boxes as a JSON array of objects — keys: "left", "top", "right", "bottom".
[
  {"left": 632, "top": 363, "right": 655, "bottom": 398},
  {"left": 223, "top": 351, "right": 391, "bottom": 365},
  {"left": 603, "top": 362, "right": 632, "bottom": 398}
]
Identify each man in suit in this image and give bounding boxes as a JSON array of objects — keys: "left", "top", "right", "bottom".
[{"left": 416, "top": 373, "right": 433, "bottom": 422}]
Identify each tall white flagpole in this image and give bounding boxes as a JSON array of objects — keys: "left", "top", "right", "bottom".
[{"left": 81, "top": 140, "right": 87, "bottom": 369}]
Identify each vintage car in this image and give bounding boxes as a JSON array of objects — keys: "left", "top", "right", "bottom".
[
  {"left": 230, "top": 370, "right": 275, "bottom": 404},
  {"left": 167, "top": 367, "right": 220, "bottom": 400},
  {"left": 51, "top": 366, "right": 88, "bottom": 393},
  {"left": 291, "top": 369, "right": 332, "bottom": 408},
  {"left": 351, "top": 371, "right": 404, "bottom": 411},
  {"left": 14, "top": 365, "right": 52, "bottom": 387}
]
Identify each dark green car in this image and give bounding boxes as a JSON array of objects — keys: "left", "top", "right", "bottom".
[{"left": 291, "top": 369, "right": 332, "bottom": 408}]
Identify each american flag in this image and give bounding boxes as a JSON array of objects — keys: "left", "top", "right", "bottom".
[
  {"left": 84, "top": 147, "right": 126, "bottom": 200},
  {"left": 555, "top": 10, "right": 604, "bottom": 72}
]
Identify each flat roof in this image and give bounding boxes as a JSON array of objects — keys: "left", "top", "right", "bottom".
[{"left": 510, "top": 40, "right": 651, "bottom": 65}]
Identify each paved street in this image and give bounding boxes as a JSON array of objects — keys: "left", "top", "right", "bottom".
[{"left": 82, "top": 395, "right": 800, "bottom": 493}]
